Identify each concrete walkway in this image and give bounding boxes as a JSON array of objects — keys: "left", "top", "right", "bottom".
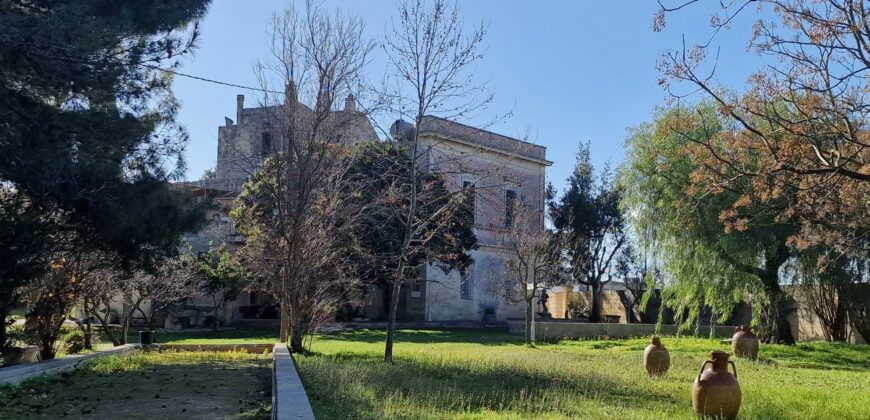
[
  {"left": 0, "top": 344, "right": 138, "bottom": 386},
  {"left": 272, "top": 344, "right": 316, "bottom": 420}
]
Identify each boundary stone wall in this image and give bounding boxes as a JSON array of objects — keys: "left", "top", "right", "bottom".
[
  {"left": 505, "top": 320, "right": 737, "bottom": 340},
  {"left": 272, "top": 344, "right": 315, "bottom": 420},
  {"left": 0, "top": 344, "right": 138, "bottom": 385}
]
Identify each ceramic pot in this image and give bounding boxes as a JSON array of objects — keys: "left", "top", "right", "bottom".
[
  {"left": 643, "top": 336, "right": 670, "bottom": 376},
  {"left": 692, "top": 350, "right": 741, "bottom": 420},
  {"left": 731, "top": 325, "right": 759, "bottom": 360}
]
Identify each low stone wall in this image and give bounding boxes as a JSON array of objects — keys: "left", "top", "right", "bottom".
[
  {"left": 0, "top": 344, "right": 139, "bottom": 385},
  {"left": 506, "top": 318, "right": 524, "bottom": 334},
  {"left": 524, "top": 321, "right": 736, "bottom": 341},
  {"left": 272, "top": 344, "right": 315, "bottom": 420},
  {"left": 339, "top": 320, "right": 507, "bottom": 330},
  {"left": 144, "top": 343, "right": 274, "bottom": 354}
]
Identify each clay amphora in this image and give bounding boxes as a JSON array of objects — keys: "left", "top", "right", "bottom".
[
  {"left": 643, "top": 336, "right": 670, "bottom": 376},
  {"left": 692, "top": 351, "right": 741, "bottom": 420},
  {"left": 731, "top": 325, "right": 759, "bottom": 360}
]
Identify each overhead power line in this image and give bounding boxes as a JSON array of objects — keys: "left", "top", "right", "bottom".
[{"left": 140, "top": 64, "right": 283, "bottom": 94}]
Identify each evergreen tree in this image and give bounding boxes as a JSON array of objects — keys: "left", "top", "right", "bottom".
[
  {"left": 549, "top": 143, "right": 627, "bottom": 323},
  {"left": 0, "top": 0, "right": 209, "bottom": 351}
]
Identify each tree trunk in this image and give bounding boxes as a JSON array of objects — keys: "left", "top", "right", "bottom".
[
  {"left": 384, "top": 272, "right": 404, "bottom": 363},
  {"left": 289, "top": 324, "right": 305, "bottom": 353},
  {"left": 280, "top": 305, "right": 289, "bottom": 343},
  {"left": 120, "top": 314, "right": 129, "bottom": 345},
  {"left": 524, "top": 298, "right": 534, "bottom": 345},
  {"left": 589, "top": 281, "right": 603, "bottom": 323},
  {"left": 211, "top": 297, "right": 222, "bottom": 332},
  {"left": 84, "top": 320, "right": 93, "bottom": 350},
  {"left": 92, "top": 300, "right": 120, "bottom": 346},
  {"left": 0, "top": 306, "right": 8, "bottom": 351},
  {"left": 39, "top": 337, "right": 55, "bottom": 360},
  {"left": 829, "top": 298, "right": 848, "bottom": 342},
  {"left": 760, "top": 277, "right": 796, "bottom": 344}
]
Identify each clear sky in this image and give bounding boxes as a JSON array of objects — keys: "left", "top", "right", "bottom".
[{"left": 173, "top": 0, "right": 763, "bottom": 192}]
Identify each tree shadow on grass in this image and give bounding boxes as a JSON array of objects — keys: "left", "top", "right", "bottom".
[{"left": 296, "top": 350, "right": 681, "bottom": 419}]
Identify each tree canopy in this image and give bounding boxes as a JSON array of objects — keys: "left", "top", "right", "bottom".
[
  {"left": 0, "top": 0, "right": 209, "bottom": 353},
  {"left": 621, "top": 104, "right": 798, "bottom": 341},
  {"left": 344, "top": 140, "right": 478, "bottom": 283}
]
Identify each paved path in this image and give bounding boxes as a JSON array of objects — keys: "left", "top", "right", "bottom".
[
  {"left": 0, "top": 344, "right": 138, "bottom": 386},
  {"left": 272, "top": 344, "right": 316, "bottom": 420}
]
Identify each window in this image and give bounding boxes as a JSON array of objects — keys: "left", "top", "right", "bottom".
[
  {"left": 505, "top": 189, "right": 516, "bottom": 227},
  {"left": 261, "top": 132, "right": 272, "bottom": 157},
  {"left": 460, "top": 271, "right": 472, "bottom": 300},
  {"left": 461, "top": 175, "right": 476, "bottom": 225},
  {"left": 410, "top": 275, "right": 424, "bottom": 298}
]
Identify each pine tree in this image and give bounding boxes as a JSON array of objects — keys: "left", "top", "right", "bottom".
[{"left": 0, "top": 0, "right": 209, "bottom": 352}]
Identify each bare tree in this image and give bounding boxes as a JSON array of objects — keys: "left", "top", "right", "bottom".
[
  {"left": 76, "top": 254, "right": 200, "bottom": 346},
  {"left": 790, "top": 251, "right": 869, "bottom": 341},
  {"left": 491, "top": 202, "right": 563, "bottom": 345},
  {"left": 231, "top": 1, "right": 375, "bottom": 351},
  {"left": 380, "top": 0, "right": 492, "bottom": 364}
]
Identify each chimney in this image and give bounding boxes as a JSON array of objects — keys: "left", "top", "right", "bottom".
[
  {"left": 285, "top": 81, "right": 297, "bottom": 106},
  {"left": 236, "top": 94, "right": 244, "bottom": 125},
  {"left": 344, "top": 93, "right": 357, "bottom": 112}
]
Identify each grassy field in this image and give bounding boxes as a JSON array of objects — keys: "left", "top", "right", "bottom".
[
  {"left": 295, "top": 329, "right": 870, "bottom": 420},
  {"left": 0, "top": 351, "right": 272, "bottom": 419}
]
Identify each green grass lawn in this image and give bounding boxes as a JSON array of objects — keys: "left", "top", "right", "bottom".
[
  {"left": 96, "top": 328, "right": 280, "bottom": 346},
  {"left": 142, "top": 328, "right": 280, "bottom": 345},
  {"left": 0, "top": 351, "right": 272, "bottom": 419},
  {"left": 295, "top": 329, "right": 870, "bottom": 420}
]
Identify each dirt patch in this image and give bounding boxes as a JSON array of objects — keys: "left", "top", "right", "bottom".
[{"left": 0, "top": 351, "right": 271, "bottom": 419}]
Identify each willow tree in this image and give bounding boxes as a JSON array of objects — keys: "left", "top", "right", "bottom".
[{"left": 622, "top": 104, "right": 798, "bottom": 342}]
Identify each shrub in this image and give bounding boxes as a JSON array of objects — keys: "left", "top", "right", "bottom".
[
  {"left": 62, "top": 329, "right": 87, "bottom": 354},
  {"left": 62, "top": 328, "right": 98, "bottom": 354},
  {"left": 566, "top": 295, "right": 590, "bottom": 320},
  {"left": 5, "top": 323, "right": 32, "bottom": 347}
]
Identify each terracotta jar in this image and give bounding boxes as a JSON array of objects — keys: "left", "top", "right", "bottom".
[
  {"left": 643, "top": 336, "right": 670, "bottom": 376},
  {"left": 731, "top": 325, "right": 759, "bottom": 360},
  {"left": 692, "top": 351, "right": 741, "bottom": 420}
]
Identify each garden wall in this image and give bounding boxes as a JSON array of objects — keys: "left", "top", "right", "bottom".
[{"left": 506, "top": 320, "right": 736, "bottom": 340}]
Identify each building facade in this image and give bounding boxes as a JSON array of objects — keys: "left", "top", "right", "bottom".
[
  {"left": 184, "top": 92, "right": 550, "bottom": 325},
  {"left": 387, "top": 116, "right": 552, "bottom": 322}
]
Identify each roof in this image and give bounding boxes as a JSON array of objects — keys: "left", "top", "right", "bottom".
[{"left": 419, "top": 116, "right": 550, "bottom": 164}]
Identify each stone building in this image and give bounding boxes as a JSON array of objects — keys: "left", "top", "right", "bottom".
[
  {"left": 182, "top": 90, "right": 551, "bottom": 325},
  {"left": 178, "top": 85, "right": 378, "bottom": 326},
  {"left": 205, "top": 83, "right": 378, "bottom": 192},
  {"left": 380, "top": 116, "right": 552, "bottom": 322}
]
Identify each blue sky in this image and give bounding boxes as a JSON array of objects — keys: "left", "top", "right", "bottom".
[{"left": 174, "top": 0, "right": 763, "bottom": 192}]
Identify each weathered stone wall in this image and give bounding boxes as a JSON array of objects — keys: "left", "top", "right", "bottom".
[
  {"left": 415, "top": 117, "right": 549, "bottom": 322},
  {"left": 532, "top": 321, "right": 737, "bottom": 341},
  {"left": 787, "top": 302, "right": 867, "bottom": 344},
  {"left": 214, "top": 94, "right": 377, "bottom": 190},
  {"left": 425, "top": 248, "right": 524, "bottom": 322}
]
